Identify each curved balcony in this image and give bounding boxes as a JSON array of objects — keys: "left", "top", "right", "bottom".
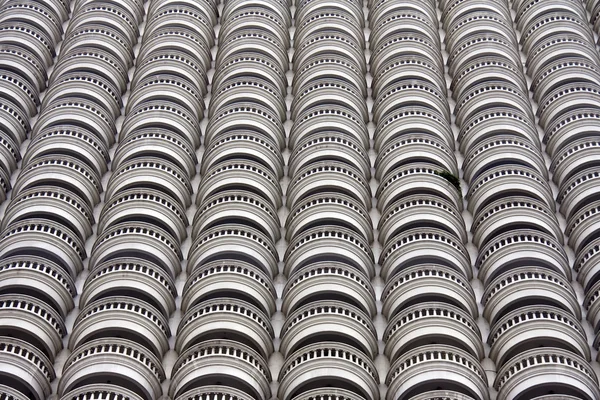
[
  {"left": 378, "top": 194, "right": 466, "bottom": 245},
  {"left": 374, "top": 106, "right": 454, "bottom": 152},
  {"left": 286, "top": 161, "right": 371, "bottom": 210},
  {"left": 106, "top": 157, "right": 192, "bottom": 209},
  {"left": 14, "top": 155, "right": 102, "bottom": 208},
  {"left": 494, "top": 348, "right": 600, "bottom": 400},
  {"left": 467, "top": 165, "right": 554, "bottom": 216},
  {"left": 59, "top": 384, "right": 144, "bottom": 400},
  {"left": 60, "top": 26, "right": 134, "bottom": 70},
  {"left": 476, "top": 229, "right": 570, "bottom": 286},
  {"left": 0, "top": 218, "right": 85, "bottom": 278},
  {"left": 284, "top": 226, "right": 374, "bottom": 278},
  {"left": 488, "top": 305, "right": 590, "bottom": 368},
  {"left": 558, "top": 167, "right": 600, "bottom": 221},
  {"left": 0, "top": 255, "right": 76, "bottom": 318},
  {"left": 23, "top": 125, "right": 110, "bottom": 177},
  {"left": 204, "top": 103, "right": 285, "bottom": 150},
  {"left": 0, "top": 69, "right": 39, "bottom": 118},
  {"left": 374, "top": 135, "right": 458, "bottom": 181},
  {"left": 286, "top": 192, "right": 372, "bottom": 243},
  {"left": 218, "top": 32, "right": 288, "bottom": 74},
  {"left": 2, "top": 186, "right": 94, "bottom": 241},
  {"left": 188, "top": 224, "right": 278, "bottom": 278},
  {"left": 278, "top": 342, "right": 379, "bottom": 400},
  {"left": 382, "top": 264, "right": 478, "bottom": 319},
  {"left": 196, "top": 160, "right": 282, "bottom": 210},
  {"left": 380, "top": 228, "right": 471, "bottom": 282},
  {"left": 386, "top": 344, "right": 489, "bottom": 400},
  {"left": 565, "top": 199, "right": 600, "bottom": 254},
  {"left": 58, "top": 338, "right": 164, "bottom": 400},
  {"left": 89, "top": 222, "right": 182, "bottom": 279},
  {"left": 193, "top": 190, "right": 280, "bottom": 243},
  {"left": 530, "top": 58, "right": 600, "bottom": 104},
  {"left": 0, "top": 383, "right": 29, "bottom": 400},
  {"left": 407, "top": 391, "right": 476, "bottom": 400},
  {"left": 450, "top": 58, "right": 526, "bottom": 101},
  {"left": 384, "top": 302, "right": 483, "bottom": 362},
  {"left": 182, "top": 260, "right": 276, "bottom": 316},
  {"left": 0, "top": 294, "right": 65, "bottom": 360},
  {"left": 0, "top": 45, "right": 47, "bottom": 93},
  {"left": 113, "top": 128, "right": 197, "bottom": 179},
  {"left": 457, "top": 108, "right": 539, "bottom": 155},
  {"left": 537, "top": 84, "right": 600, "bottom": 131},
  {"left": 209, "top": 77, "right": 285, "bottom": 122},
  {"left": 69, "top": 297, "right": 170, "bottom": 357},
  {"left": 462, "top": 136, "right": 547, "bottom": 184},
  {"left": 80, "top": 258, "right": 176, "bottom": 318},
  {"left": 376, "top": 163, "right": 463, "bottom": 213},
  {"left": 201, "top": 131, "right": 284, "bottom": 179},
  {"left": 471, "top": 197, "right": 563, "bottom": 248},
  {"left": 280, "top": 300, "right": 377, "bottom": 358},
  {"left": 543, "top": 108, "right": 600, "bottom": 159},
  {"left": 169, "top": 339, "right": 271, "bottom": 400},
  {"left": 482, "top": 267, "right": 580, "bottom": 324},
  {"left": 282, "top": 261, "right": 376, "bottom": 317},
  {"left": 550, "top": 137, "right": 600, "bottom": 190},
  {"left": 0, "top": 133, "right": 19, "bottom": 176},
  {"left": 0, "top": 337, "right": 54, "bottom": 400},
  {"left": 99, "top": 188, "right": 188, "bottom": 243},
  {"left": 174, "top": 386, "right": 255, "bottom": 400},
  {"left": 175, "top": 298, "right": 273, "bottom": 358},
  {"left": 288, "top": 133, "right": 370, "bottom": 180}
]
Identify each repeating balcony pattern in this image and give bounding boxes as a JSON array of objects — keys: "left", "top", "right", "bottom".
[{"left": 0, "top": 0, "right": 599, "bottom": 399}]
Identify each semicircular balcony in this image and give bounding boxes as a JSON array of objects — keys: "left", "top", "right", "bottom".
[
  {"left": 494, "top": 348, "right": 600, "bottom": 400},
  {"left": 381, "top": 264, "right": 478, "bottom": 320},
  {"left": 193, "top": 190, "right": 280, "bottom": 243},
  {"left": 99, "top": 188, "right": 188, "bottom": 244},
  {"left": 482, "top": 267, "right": 580, "bottom": 325},
  {"left": 169, "top": 339, "right": 271, "bottom": 400},
  {"left": 295, "top": 0, "right": 362, "bottom": 29},
  {"left": 278, "top": 342, "right": 379, "bottom": 400},
  {"left": 89, "top": 222, "right": 182, "bottom": 279},
  {"left": 0, "top": 255, "right": 76, "bottom": 318},
  {"left": 285, "top": 192, "right": 372, "bottom": 243},
  {"left": 182, "top": 259, "right": 276, "bottom": 316},
  {"left": 550, "top": 137, "right": 600, "bottom": 191},
  {"left": 0, "top": 45, "right": 48, "bottom": 94},
  {"left": 286, "top": 161, "right": 371, "bottom": 211},
  {"left": 284, "top": 226, "right": 374, "bottom": 279},
  {"left": 13, "top": 155, "right": 102, "bottom": 208},
  {"left": 462, "top": 136, "right": 547, "bottom": 185},
  {"left": 378, "top": 194, "right": 467, "bottom": 246},
  {"left": 201, "top": 131, "right": 284, "bottom": 179},
  {"left": 385, "top": 344, "right": 489, "bottom": 400},
  {"left": 476, "top": 229, "right": 570, "bottom": 286},
  {"left": 488, "top": 305, "right": 590, "bottom": 368},
  {"left": 105, "top": 157, "right": 192, "bottom": 209},
  {"left": 69, "top": 296, "right": 170, "bottom": 358},
  {"left": 543, "top": 108, "right": 600, "bottom": 159},
  {"left": 374, "top": 107, "right": 454, "bottom": 155},
  {"left": 380, "top": 228, "right": 471, "bottom": 282},
  {"left": 376, "top": 163, "right": 463, "bottom": 213},
  {"left": 374, "top": 135, "right": 458, "bottom": 182},
  {"left": 188, "top": 224, "right": 278, "bottom": 279},
  {"left": 2, "top": 186, "right": 94, "bottom": 242},
  {"left": 282, "top": 261, "right": 376, "bottom": 317},
  {"left": 0, "top": 382, "right": 32, "bottom": 400},
  {"left": 557, "top": 167, "right": 600, "bottom": 221},
  {"left": 204, "top": 103, "right": 285, "bottom": 151},
  {"left": 217, "top": 33, "right": 288, "bottom": 76},
  {"left": 457, "top": 107, "right": 539, "bottom": 155},
  {"left": 289, "top": 102, "right": 368, "bottom": 150},
  {"left": 175, "top": 298, "right": 273, "bottom": 359},
  {"left": 0, "top": 337, "right": 55, "bottom": 400},
  {"left": 209, "top": 77, "right": 286, "bottom": 122},
  {"left": 113, "top": 128, "right": 197, "bottom": 179},
  {"left": 466, "top": 165, "right": 554, "bottom": 217},
  {"left": 0, "top": 218, "right": 85, "bottom": 278},
  {"left": 288, "top": 133, "right": 370, "bottom": 180},
  {"left": 80, "top": 258, "right": 176, "bottom": 318},
  {"left": 280, "top": 300, "right": 377, "bottom": 359},
  {"left": 196, "top": 160, "right": 282, "bottom": 210},
  {"left": 0, "top": 294, "right": 65, "bottom": 360},
  {"left": 173, "top": 385, "right": 257, "bottom": 400},
  {"left": 59, "top": 383, "right": 145, "bottom": 400},
  {"left": 384, "top": 302, "right": 483, "bottom": 362},
  {"left": 23, "top": 124, "right": 110, "bottom": 177},
  {"left": 471, "top": 197, "right": 563, "bottom": 248},
  {"left": 537, "top": 84, "right": 600, "bottom": 131},
  {"left": 407, "top": 390, "right": 476, "bottom": 400},
  {"left": 58, "top": 338, "right": 164, "bottom": 400}
]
